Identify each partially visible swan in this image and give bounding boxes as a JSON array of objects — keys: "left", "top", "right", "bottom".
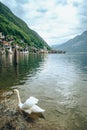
[{"left": 13, "top": 89, "right": 45, "bottom": 114}]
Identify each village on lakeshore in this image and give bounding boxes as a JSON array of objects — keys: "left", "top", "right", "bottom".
[
  {"left": 0, "top": 32, "right": 66, "bottom": 55},
  {"left": 0, "top": 32, "right": 49, "bottom": 55}
]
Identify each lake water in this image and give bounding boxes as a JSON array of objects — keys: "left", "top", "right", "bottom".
[{"left": 0, "top": 53, "right": 87, "bottom": 129}]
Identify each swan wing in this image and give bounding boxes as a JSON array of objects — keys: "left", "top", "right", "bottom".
[
  {"left": 29, "top": 96, "right": 39, "bottom": 103},
  {"left": 22, "top": 105, "right": 45, "bottom": 114},
  {"left": 22, "top": 96, "right": 39, "bottom": 109},
  {"left": 30, "top": 105, "right": 45, "bottom": 113}
]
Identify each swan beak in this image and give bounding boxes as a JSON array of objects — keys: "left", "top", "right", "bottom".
[{"left": 12, "top": 90, "right": 14, "bottom": 94}]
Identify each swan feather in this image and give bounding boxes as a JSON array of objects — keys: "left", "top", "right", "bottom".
[
  {"left": 23, "top": 105, "right": 45, "bottom": 114},
  {"left": 22, "top": 96, "right": 39, "bottom": 109}
]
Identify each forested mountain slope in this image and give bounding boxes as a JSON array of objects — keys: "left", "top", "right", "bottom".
[{"left": 0, "top": 2, "right": 51, "bottom": 50}]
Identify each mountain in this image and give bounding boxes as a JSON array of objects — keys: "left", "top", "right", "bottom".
[
  {"left": 52, "top": 31, "right": 87, "bottom": 52},
  {"left": 0, "top": 2, "right": 51, "bottom": 50}
]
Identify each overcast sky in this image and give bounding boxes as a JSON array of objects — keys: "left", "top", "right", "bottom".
[{"left": 0, "top": 0, "right": 87, "bottom": 45}]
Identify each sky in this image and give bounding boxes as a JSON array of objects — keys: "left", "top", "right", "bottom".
[{"left": 0, "top": 0, "right": 87, "bottom": 46}]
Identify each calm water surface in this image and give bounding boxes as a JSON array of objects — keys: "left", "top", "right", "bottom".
[{"left": 0, "top": 53, "right": 87, "bottom": 129}]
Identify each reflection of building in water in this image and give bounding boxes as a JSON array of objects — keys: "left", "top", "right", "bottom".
[
  {"left": 0, "top": 54, "right": 13, "bottom": 66},
  {"left": 13, "top": 48, "right": 18, "bottom": 65},
  {"left": 18, "top": 52, "right": 29, "bottom": 64},
  {"left": 0, "top": 54, "right": 6, "bottom": 66},
  {"left": 8, "top": 54, "right": 13, "bottom": 64}
]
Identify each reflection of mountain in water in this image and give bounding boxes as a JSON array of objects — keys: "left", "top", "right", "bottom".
[
  {"left": 68, "top": 53, "right": 87, "bottom": 72},
  {"left": 0, "top": 54, "right": 46, "bottom": 89}
]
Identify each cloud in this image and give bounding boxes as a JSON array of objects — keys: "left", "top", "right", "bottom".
[
  {"left": 0, "top": 0, "right": 87, "bottom": 45},
  {"left": 15, "top": 0, "right": 29, "bottom": 4},
  {"left": 37, "top": 8, "right": 48, "bottom": 14},
  {"left": 73, "top": 0, "right": 87, "bottom": 32},
  {"left": 55, "top": 0, "right": 68, "bottom": 6}
]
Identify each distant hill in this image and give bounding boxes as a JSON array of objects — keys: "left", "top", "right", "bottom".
[
  {"left": 52, "top": 31, "right": 87, "bottom": 52},
  {"left": 0, "top": 2, "right": 51, "bottom": 50}
]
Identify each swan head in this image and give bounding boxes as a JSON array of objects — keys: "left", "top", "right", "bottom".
[{"left": 13, "top": 89, "right": 19, "bottom": 93}]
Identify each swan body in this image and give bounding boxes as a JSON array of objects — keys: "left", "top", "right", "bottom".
[{"left": 13, "top": 89, "right": 45, "bottom": 114}]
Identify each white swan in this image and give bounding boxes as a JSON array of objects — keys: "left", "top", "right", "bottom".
[{"left": 13, "top": 89, "right": 45, "bottom": 114}]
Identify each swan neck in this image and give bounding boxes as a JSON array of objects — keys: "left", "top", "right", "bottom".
[{"left": 16, "top": 90, "right": 21, "bottom": 104}]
